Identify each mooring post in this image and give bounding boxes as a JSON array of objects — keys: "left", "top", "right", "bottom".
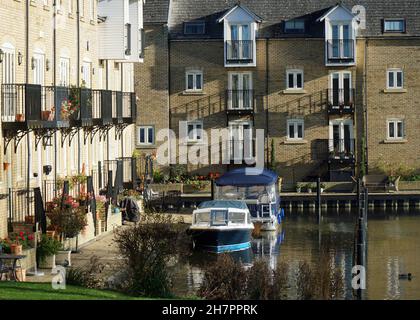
[
  {"left": 364, "top": 188, "right": 368, "bottom": 228},
  {"left": 316, "top": 177, "right": 321, "bottom": 221}
]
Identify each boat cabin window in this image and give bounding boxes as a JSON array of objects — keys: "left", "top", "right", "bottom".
[
  {"left": 211, "top": 210, "right": 228, "bottom": 226},
  {"left": 229, "top": 211, "right": 246, "bottom": 224},
  {"left": 216, "top": 185, "right": 277, "bottom": 202},
  {"left": 195, "top": 212, "right": 211, "bottom": 224}
]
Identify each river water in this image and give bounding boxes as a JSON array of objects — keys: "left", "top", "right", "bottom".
[{"left": 172, "top": 209, "right": 420, "bottom": 300}]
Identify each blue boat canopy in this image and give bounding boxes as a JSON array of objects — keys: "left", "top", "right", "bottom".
[
  {"left": 198, "top": 200, "right": 248, "bottom": 210},
  {"left": 215, "top": 168, "right": 278, "bottom": 187}
]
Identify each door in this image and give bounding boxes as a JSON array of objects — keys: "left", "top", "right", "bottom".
[
  {"left": 229, "top": 121, "right": 253, "bottom": 161},
  {"left": 331, "top": 72, "right": 352, "bottom": 107},
  {"left": 1, "top": 45, "right": 16, "bottom": 121},
  {"left": 59, "top": 57, "right": 70, "bottom": 87},
  {"left": 82, "top": 61, "right": 92, "bottom": 88},
  {"left": 33, "top": 53, "right": 45, "bottom": 86},
  {"left": 229, "top": 73, "right": 252, "bottom": 110},
  {"left": 330, "top": 121, "right": 354, "bottom": 156},
  {"left": 331, "top": 24, "right": 351, "bottom": 58},
  {"left": 230, "top": 24, "right": 251, "bottom": 59}
]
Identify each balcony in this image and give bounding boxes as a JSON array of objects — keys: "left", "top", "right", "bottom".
[
  {"left": 69, "top": 88, "right": 93, "bottom": 127},
  {"left": 112, "top": 91, "right": 123, "bottom": 124},
  {"left": 326, "top": 39, "right": 355, "bottom": 65},
  {"left": 122, "top": 92, "right": 136, "bottom": 124},
  {"left": 226, "top": 40, "right": 254, "bottom": 64},
  {"left": 92, "top": 89, "right": 113, "bottom": 126},
  {"left": 327, "top": 88, "right": 355, "bottom": 115},
  {"left": 1, "top": 84, "right": 72, "bottom": 130},
  {"left": 226, "top": 90, "right": 254, "bottom": 115},
  {"left": 328, "top": 139, "right": 355, "bottom": 164}
]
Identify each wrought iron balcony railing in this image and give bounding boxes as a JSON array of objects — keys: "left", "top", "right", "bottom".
[
  {"left": 226, "top": 90, "right": 254, "bottom": 113},
  {"left": 328, "top": 139, "right": 356, "bottom": 162},
  {"left": 327, "top": 88, "right": 355, "bottom": 114},
  {"left": 326, "top": 39, "right": 355, "bottom": 64},
  {"left": 226, "top": 40, "right": 254, "bottom": 63}
]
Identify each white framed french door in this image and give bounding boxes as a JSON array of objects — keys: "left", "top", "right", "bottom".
[
  {"left": 329, "top": 119, "right": 354, "bottom": 156},
  {"left": 228, "top": 72, "right": 253, "bottom": 110},
  {"left": 229, "top": 120, "right": 253, "bottom": 161},
  {"left": 1, "top": 44, "right": 16, "bottom": 121},
  {"left": 59, "top": 57, "right": 70, "bottom": 87},
  {"left": 82, "top": 61, "right": 92, "bottom": 88},
  {"left": 229, "top": 23, "right": 251, "bottom": 60},
  {"left": 330, "top": 72, "right": 352, "bottom": 107},
  {"left": 331, "top": 23, "right": 352, "bottom": 58},
  {"left": 33, "top": 53, "right": 45, "bottom": 86}
]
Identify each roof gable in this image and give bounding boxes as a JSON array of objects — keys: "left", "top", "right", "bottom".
[
  {"left": 318, "top": 4, "right": 358, "bottom": 22},
  {"left": 217, "top": 3, "right": 263, "bottom": 23}
]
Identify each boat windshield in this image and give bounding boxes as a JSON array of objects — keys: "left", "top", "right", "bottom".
[
  {"left": 216, "top": 185, "right": 277, "bottom": 203},
  {"left": 194, "top": 210, "right": 247, "bottom": 225}
]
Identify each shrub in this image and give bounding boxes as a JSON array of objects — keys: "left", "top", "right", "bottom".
[
  {"left": 66, "top": 256, "right": 105, "bottom": 289},
  {"left": 198, "top": 255, "right": 248, "bottom": 300},
  {"left": 37, "top": 235, "right": 62, "bottom": 264},
  {"left": 246, "top": 259, "right": 272, "bottom": 300},
  {"left": 114, "top": 213, "right": 190, "bottom": 298}
]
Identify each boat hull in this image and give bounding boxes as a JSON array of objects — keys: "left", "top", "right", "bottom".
[{"left": 190, "top": 228, "right": 253, "bottom": 253}]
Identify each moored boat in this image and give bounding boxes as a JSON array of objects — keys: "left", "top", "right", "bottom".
[{"left": 188, "top": 200, "right": 254, "bottom": 253}]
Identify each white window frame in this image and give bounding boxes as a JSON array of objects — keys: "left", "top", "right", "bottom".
[
  {"left": 185, "top": 70, "right": 203, "bottom": 92},
  {"left": 387, "top": 119, "right": 405, "bottom": 140},
  {"left": 384, "top": 19, "right": 405, "bottom": 33},
  {"left": 138, "top": 126, "right": 154, "bottom": 146},
  {"left": 187, "top": 121, "right": 203, "bottom": 142},
  {"left": 387, "top": 69, "right": 404, "bottom": 89},
  {"left": 59, "top": 57, "right": 70, "bottom": 87},
  {"left": 286, "top": 69, "right": 304, "bottom": 90},
  {"left": 89, "top": 0, "right": 95, "bottom": 21},
  {"left": 81, "top": 60, "right": 92, "bottom": 88},
  {"left": 287, "top": 119, "right": 304, "bottom": 140},
  {"left": 68, "top": 0, "right": 73, "bottom": 14}
]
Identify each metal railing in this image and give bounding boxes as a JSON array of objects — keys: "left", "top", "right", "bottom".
[
  {"left": 41, "top": 86, "right": 70, "bottom": 122},
  {"left": 226, "top": 90, "right": 254, "bottom": 111},
  {"left": 229, "top": 139, "right": 256, "bottom": 163},
  {"left": 327, "top": 88, "right": 355, "bottom": 113},
  {"left": 112, "top": 91, "right": 123, "bottom": 122},
  {"left": 326, "top": 39, "right": 355, "bottom": 62},
  {"left": 226, "top": 40, "right": 253, "bottom": 62},
  {"left": 329, "top": 139, "right": 355, "bottom": 159},
  {"left": 92, "top": 89, "right": 112, "bottom": 124},
  {"left": 8, "top": 189, "right": 35, "bottom": 224},
  {"left": 1, "top": 84, "right": 42, "bottom": 123}
]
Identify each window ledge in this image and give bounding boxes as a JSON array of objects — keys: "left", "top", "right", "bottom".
[
  {"left": 182, "top": 141, "right": 206, "bottom": 146},
  {"left": 29, "top": 1, "right": 37, "bottom": 7},
  {"left": 90, "top": 19, "right": 96, "bottom": 25},
  {"left": 80, "top": 16, "right": 85, "bottom": 22},
  {"left": 181, "top": 91, "right": 206, "bottom": 96},
  {"left": 383, "top": 88, "right": 407, "bottom": 93},
  {"left": 282, "top": 89, "right": 307, "bottom": 95},
  {"left": 383, "top": 139, "right": 408, "bottom": 144},
  {"left": 43, "top": 5, "right": 50, "bottom": 11},
  {"left": 68, "top": 13, "right": 74, "bottom": 19},
  {"left": 137, "top": 144, "right": 156, "bottom": 149},
  {"left": 56, "top": 9, "right": 63, "bottom": 15},
  {"left": 284, "top": 140, "right": 308, "bottom": 145}
]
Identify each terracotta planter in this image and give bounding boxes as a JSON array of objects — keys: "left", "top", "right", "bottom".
[
  {"left": 25, "top": 215, "right": 35, "bottom": 224},
  {"left": 41, "top": 110, "right": 51, "bottom": 120},
  {"left": 11, "top": 244, "right": 23, "bottom": 255},
  {"left": 3, "top": 162, "right": 10, "bottom": 171},
  {"left": 15, "top": 114, "right": 24, "bottom": 122},
  {"left": 15, "top": 267, "right": 26, "bottom": 282}
]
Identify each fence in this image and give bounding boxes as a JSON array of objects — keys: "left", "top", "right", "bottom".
[{"left": 8, "top": 188, "right": 35, "bottom": 224}]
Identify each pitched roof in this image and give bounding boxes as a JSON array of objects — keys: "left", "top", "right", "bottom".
[
  {"left": 144, "top": 0, "right": 170, "bottom": 24},
  {"left": 164, "top": 0, "right": 420, "bottom": 38},
  {"left": 216, "top": 3, "right": 263, "bottom": 23}
]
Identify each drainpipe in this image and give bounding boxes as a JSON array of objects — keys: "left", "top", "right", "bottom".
[
  {"left": 120, "top": 63, "right": 124, "bottom": 158},
  {"left": 53, "top": 0, "right": 58, "bottom": 188},
  {"left": 364, "top": 39, "right": 369, "bottom": 174},
  {"left": 76, "top": 0, "right": 81, "bottom": 175},
  {"left": 265, "top": 38, "right": 269, "bottom": 168},
  {"left": 106, "top": 60, "right": 109, "bottom": 161},
  {"left": 25, "top": 0, "right": 30, "bottom": 202}
]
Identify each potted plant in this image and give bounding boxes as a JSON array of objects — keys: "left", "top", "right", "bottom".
[
  {"left": 10, "top": 232, "right": 34, "bottom": 254},
  {"left": 15, "top": 113, "right": 24, "bottom": 122},
  {"left": 306, "top": 183, "right": 315, "bottom": 193},
  {"left": 3, "top": 162, "right": 10, "bottom": 171},
  {"left": 320, "top": 183, "right": 326, "bottom": 193},
  {"left": 41, "top": 110, "right": 51, "bottom": 121},
  {"left": 296, "top": 182, "right": 304, "bottom": 193},
  {"left": 37, "top": 234, "right": 62, "bottom": 269}
]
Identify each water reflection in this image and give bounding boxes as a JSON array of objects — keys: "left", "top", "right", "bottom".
[{"left": 172, "top": 209, "right": 420, "bottom": 300}]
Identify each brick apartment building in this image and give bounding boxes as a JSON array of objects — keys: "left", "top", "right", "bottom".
[
  {"left": 135, "top": 0, "right": 420, "bottom": 185},
  {"left": 0, "top": 0, "right": 145, "bottom": 238}
]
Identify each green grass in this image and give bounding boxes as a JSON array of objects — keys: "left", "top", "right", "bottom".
[{"left": 0, "top": 282, "right": 149, "bottom": 300}]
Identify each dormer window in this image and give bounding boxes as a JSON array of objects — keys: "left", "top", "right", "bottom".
[
  {"left": 218, "top": 3, "right": 262, "bottom": 67},
  {"left": 318, "top": 4, "right": 358, "bottom": 66},
  {"left": 384, "top": 19, "right": 406, "bottom": 33},
  {"left": 184, "top": 21, "right": 205, "bottom": 35},
  {"left": 284, "top": 19, "right": 305, "bottom": 33}
]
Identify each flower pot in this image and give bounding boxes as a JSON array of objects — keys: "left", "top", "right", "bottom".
[
  {"left": 307, "top": 189, "right": 312, "bottom": 194},
  {"left": 39, "top": 254, "right": 56, "bottom": 269},
  {"left": 41, "top": 110, "right": 51, "bottom": 121},
  {"left": 11, "top": 244, "right": 23, "bottom": 255},
  {"left": 15, "top": 114, "right": 24, "bottom": 122},
  {"left": 321, "top": 188, "right": 325, "bottom": 193},
  {"left": 296, "top": 188, "right": 301, "bottom": 193},
  {"left": 56, "top": 250, "right": 72, "bottom": 267},
  {"left": 3, "top": 162, "right": 10, "bottom": 171},
  {"left": 25, "top": 215, "right": 35, "bottom": 224},
  {"left": 15, "top": 267, "right": 26, "bottom": 282}
]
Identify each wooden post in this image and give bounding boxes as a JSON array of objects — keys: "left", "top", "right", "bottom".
[{"left": 316, "top": 177, "right": 321, "bottom": 221}]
